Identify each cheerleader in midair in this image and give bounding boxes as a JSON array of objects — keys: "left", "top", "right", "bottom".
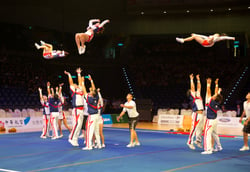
[
  {"left": 75, "top": 19, "right": 110, "bottom": 55},
  {"left": 35, "top": 40, "right": 68, "bottom": 59},
  {"left": 176, "top": 33, "right": 235, "bottom": 47}
]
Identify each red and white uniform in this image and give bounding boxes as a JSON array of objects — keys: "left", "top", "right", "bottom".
[
  {"left": 85, "top": 94, "right": 101, "bottom": 149},
  {"left": 203, "top": 97, "right": 222, "bottom": 152},
  {"left": 48, "top": 95, "right": 62, "bottom": 138},
  {"left": 187, "top": 91, "right": 204, "bottom": 145},
  {"left": 40, "top": 100, "right": 50, "bottom": 137},
  {"left": 68, "top": 86, "right": 84, "bottom": 145}
]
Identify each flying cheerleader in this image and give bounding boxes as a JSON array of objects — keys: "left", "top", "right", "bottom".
[
  {"left": 176, "top": 33, "right": 235, "bottom": 47},
  {"left": 75, "top": 19, "right": 110, "bottom": 55},
  {"left": 34, "top": 41, "right": 69, "bottom": 59}
]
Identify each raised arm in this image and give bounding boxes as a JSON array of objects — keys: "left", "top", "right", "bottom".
[
  {"left": 189, "top": 74, "right": 195, "bottom": 93},
  {"left": 76, "top": 68, "right": 82, "bottom": 87},
  {"left": 206, "top": 78, "right": 212, "bottom": 99},
  {"left": 81, "top": 76, "right": 87, "bottom": 95},
  {"left": 88, "top": 74, "right": 96, "bottom": 91},
  {"left": 58, "top": 83, "right": 64, "bottom": 96},
  {"left": 99, "top": 19, "right": 110, "bottom": 28},
  {"left": 64, "top": 71, "right": 74, "bottom": 86},
  {"left": 88, "top": 19, "right": 100, "bottom": 27},
  {"left": 38, "top": 87, "right": 43, "bottom": 101},
  {"left": 47, "top": 82, "right": 51, "bottom": 96},
  {"left": 50, "top": 87, "right": 55, "bottom": 97},
  {"left": 214, "top": 78, "right": 219, "bottom": 95},
  {"left": 97, "top": 88, "right": 104, "bottom": 107},
  {"left": 196, "top": 74, "right": 201, "bottom": 93}
]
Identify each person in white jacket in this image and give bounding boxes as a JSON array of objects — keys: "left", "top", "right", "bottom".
[{"left": 75, "top": 19, "right": 110, "bottom": 54}]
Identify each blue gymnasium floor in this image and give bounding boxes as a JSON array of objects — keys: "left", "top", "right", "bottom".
[{"left": 0, "top": 128, "right": 249, "bottom": 172}]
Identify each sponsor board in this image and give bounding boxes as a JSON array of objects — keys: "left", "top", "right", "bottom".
[
  {"left": 217, "top": 117, "right": 242, "bottom": 127},
  {"left": 158, "top": 114, "right": 184, "bottom": 125}
]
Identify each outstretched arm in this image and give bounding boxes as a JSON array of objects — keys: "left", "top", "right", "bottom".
[
  {"left": 89, "top": 19, "right": 100, "bottom": 27},
  {"left": 64, "top": 71, "right": 74, "bottom": 86},
  {"left": 58, "top": 83, "right": 64, "bottom": 96},
  {"left": 99, "top": 19, "right": 110, "bottom": 28},
  {"left": 214, "top": 78, "right": 219, "bottom": 95},
  {"left": 76, "top": 68, "right": 82, "bottom": 87},
  {"left": 206, "top": 78, "right": 212, "bottom": 99},
  {"left": 215, "top": 36, "right": 235, "bottom": 42},
  {"left": 97, "top": 88, "right": 104, "bottom": 107},
  {"left": 38, "top": 87, "right": 43, "bottom": 101},
  {"left": 88, "top": 74, "right": 96, "bottom": 91},
  {"left": 47, "top": 82, "right": 51, "bottom": 96},
  {"left": 190, "top": 74, "right": 195, "bottom": 93},
  {"left": 196, "top": 74, "right": 201, "bottom": 94},
  {"left": 81, "top": 77, "right": 87, "bottom": 95},
  {"left": 51, "top": 88, "right": 55, "bottom": 97}
]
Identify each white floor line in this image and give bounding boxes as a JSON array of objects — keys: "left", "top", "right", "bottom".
[{"left": 0, "top": 168, "right": 20, "bottom": 172}]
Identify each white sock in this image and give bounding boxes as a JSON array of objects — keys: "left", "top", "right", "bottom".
[{"left": 35, "top": 43, "right": 40, "bottom": 49}]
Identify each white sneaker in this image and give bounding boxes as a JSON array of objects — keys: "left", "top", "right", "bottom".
[
  {"left": 58, "top": 135, "right": 63, "bottom": 138},
  {"left": 82, "top": 146, "right": 92, "bottom": 150},
  {"left": 134, "top": 142, "right": 141, "bottom": 146},
  {"left": 213, "top": 146, "right": 223, "bottom": 152},
  {"left": 80, "top": 45, "right": 86, "bottom": 54},
  {"left": 176, "top": 37, "right": 184, "bottom": 43},
  {"left": 239, "top": 146, "right": 250, "bottom": 151},
  {"left": 35, "top": 43, "right": 40, "bottom": 49},
  {"left": 187, "top": 143, "right": 195, "bottom": 150},
  {"left": 79, "top": 134, "right": 84, "bottom": 139},
  {"left": 194, "top": 140, "right": 202, "bottom": 148},
  {"left": 201, "top": 150, "right": 213, "bottom": 155},
  {"left": 126, "top": 143, "right": 135, "bottom": 148},
  {"left": 78, "top": 47, "right": 82, "bottom": 55},
  {"left": 102, "top": 144, "right": 106, "bottom": 148},
  {"left": 40, "top": 40, "right": 46, "bottom": 45},
  {"left": 68, "top": 139, "right": 79, "bottom": 147},
  {"left": 40, "top": 135, "right": 46, "bottom": 139},
  {"left": 51, "top": 136, "right": 59, "bottom": 140},
  {"left": 60, "top": 51, "right": 65, "bottom": 57}
]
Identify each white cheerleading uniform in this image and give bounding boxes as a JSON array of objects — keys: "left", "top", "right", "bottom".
[
  {"left": 68, "top": 86, "right": 84, "bottom": 145},
  {"left": 40, "top": 100, "right": 51, "bottom": 137},
  {"left": 97, "top": 92, "right": 104, "bottom": 125},
  {"left": 58, "top": 95, "right": 65, "bottom": 120},
  {"left": 187, "top": 91, "right": 204, "bottom": 145}
]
